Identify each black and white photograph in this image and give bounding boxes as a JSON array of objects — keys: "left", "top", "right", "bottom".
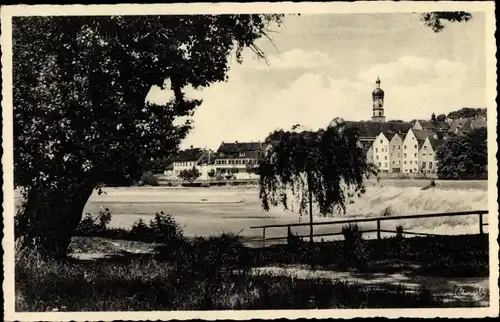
[{"left": 1, "top": 2, "right": 498, "bottom": 320}]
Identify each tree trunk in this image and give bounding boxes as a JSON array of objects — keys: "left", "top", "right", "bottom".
[
  {"left": 307, "top": 174, "right": 314, "bottom": 244},
  {"left": 15, "top": 182, "right": 95, "bottom": 260}
]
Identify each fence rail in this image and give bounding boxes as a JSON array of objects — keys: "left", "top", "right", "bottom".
[{"left": 249, "top": 210, "right": 489, "bottom": 246}]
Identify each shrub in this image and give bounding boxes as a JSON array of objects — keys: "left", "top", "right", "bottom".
[
  {"left": 75, "top": 208, "right": 112, "bottom": 236},
  {"left": 140, "top": 171, "right": 159, "bottom": 186},
  {"left": 341, "top": 224, "right": 367, "bottom": 268},
  {"left": 148, "top": 211, "right": 185, "bottom": 245},
  {"left": 391, "top": 225, "right": 410, "bottom": 255}
]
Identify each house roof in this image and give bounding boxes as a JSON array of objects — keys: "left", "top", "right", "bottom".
[
  {"left": 448, "top": 118, "right": 473, "bottom": 133},
  {"left": 381, "top": 132, "right": 396, "bottom": 141},
  {"left": 471, "top": 118, "right": 487, "bottom": 129},
  {"left": 414, "top": 120, "right": 449, "bottom": 131},
  {"left": 174, "top": 148, "right": 206, "bottom": 162},
  {"left": 428, "top": 137, "right": 444, "bottom": 150},
  {"left": 216, "top": 141, "right": 266, "bottom": 154},
  {"left": 412, "top": 129, "right": 435, "bottom": 142},
  {"left": 344, "top": 121, "right": 412, "bottom": 138}
]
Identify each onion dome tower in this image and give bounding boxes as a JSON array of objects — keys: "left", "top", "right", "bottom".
[{"left": 371, "top": 76, "right": 386, "bottom": 122}]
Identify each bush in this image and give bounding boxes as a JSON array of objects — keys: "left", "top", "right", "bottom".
[
  {"left": 76, "top": 208, "right": 112, "bottom": 235},
  {"left": 341, "top": 224, "right": 367, "bottom": 268},
  {"left": 139, "top": 171, "right": 159, "bottom": 186},
  {"left": 148, "top": 211, "right": 185, "bottom": 244}
]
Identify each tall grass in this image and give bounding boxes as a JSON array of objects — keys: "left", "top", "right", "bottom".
[{"left": 16, "top": 247, "right": 448, "bottom": 311}]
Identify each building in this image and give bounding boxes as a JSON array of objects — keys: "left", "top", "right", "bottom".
[
  {"left": 372, "top": 132, "right": 393, "bottom": 173},
  {"left": 418, "top": 136, "right": 440, "bottom": 175},
  {"left": 448, "top": 116, "right": 487, "bottom": 134},
  {"left": 388, "top": 133, "right": 404, "bottom": 173},
  {"left": 402, "top": 129, "right": 437, "bottom": 174},
  {"left": 412, "top": 119, "right": 449, "bottom": 139},
  {"left": 214, "top": 141, "right": 269, "bottom": 180},
  {"left": 171, "top": 147, "right": 215, "bottom": 181},
  {"left": 371, "top": 76, "right": 386, "bottom": 122}
]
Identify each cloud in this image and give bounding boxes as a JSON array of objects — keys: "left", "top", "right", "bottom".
[
  {"left": 148, "top": 54, "right": 483, "bottom": 150},
  {"left": 358, "top": 56, "right": 468, "bottom": 86},
  {"left": 250, "top": 48, "right": 331, "bottom": 70}
]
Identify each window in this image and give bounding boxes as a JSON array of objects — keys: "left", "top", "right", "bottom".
[
  {"left": 404, "top": 161, "right": 407, "bottom": 164},
  {"left": 398, "top": 145, "right": 400, "bottom": 149},
  {"left": 239, "top": 152, "right": 245, "bottom": 157},
  {"left": 380, "top": 140, "right": 383, "bottom": 143},
  {"left": 429, "top": 162, "right": 433, "bottom": 169},
  {"left": 410, "top": 160, "right": 413, "bottom": 164},
  {"left": 414, "top": 153, "right": 417, "bottom": 157},
  {"left": 384, "top": 156, "right": 387, "bottom": 160},
  {"left": 414, "top": 145, "right": 417, "bottom": 149},
  {"left": 376, "top": 155, "right": 379, "bottom": 160},
  {"left": 422, "top": 162, "right": 426, "bottom": 169},
  {"left": 422, "top": 153, "right": 426, "bottom": 156},
  {"left": 375, "top": 148, "right": 378, "bottom": 152},
  {"left": 429, "top": 153, "right": 433, "bottom": 155},
  {"left": 378, "top": 162, "right": 381, "bottom": 166},
  {"left": 404, "top": 153, "right": 407, "bottom": 157},
  {"left": 404, "top": 145, "right": 406, "bottom": 149},
  {"left": 423, "top": 146, "right": 427, "bottom": 149}
]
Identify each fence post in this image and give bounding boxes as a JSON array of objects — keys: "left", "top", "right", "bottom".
[
  {"left": 262, "top": 227, "right": 266, "bottom": 247},
  {"left": 287, "top": 225, "right": 292, "bottom": 244},
  {"left": 479, "top": 213, "right": 484, "bottom": 235},
  {"left": 377, "top": 219, "right": 381, "bottom": 241}
]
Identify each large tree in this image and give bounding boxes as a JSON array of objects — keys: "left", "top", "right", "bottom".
[
  {"left": 436, "top": 128, "right": 487, "bottom": 180},
  {"left": 13, "top": 15, "right": 283, "bottom": 258},
  {"left": 258, "top": 119, "right": 376, "bottom": 243}
]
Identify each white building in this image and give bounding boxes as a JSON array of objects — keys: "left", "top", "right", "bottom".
[{"left": 372, "top": 132, "right": 391, "bottom": 173}]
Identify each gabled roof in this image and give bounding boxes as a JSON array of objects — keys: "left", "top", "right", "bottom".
[
  {"left": 381, "top": 132, "right": 396, "bottom": 141},
  {"left": 471, "top": 118, "right": 487, "bottom": 129},
  {"left": 216, "top": 141, "right": 267, "bottom": 154},
  {"left": 344, "top": 121, "right": 412, "bottom": 138},
  {"left": 414, "top": 120, "right": 449, "bottom": 131},
  {"left": 174, "top": 148, "right": 206, "bottom": 162},
  {"left": 412, "top": 129, "right": 435, "bottom": 142},
  {"left": 448, "top": 118, "right": 473, "bottom": 133},
  {"left": 428, "top": 137, "right": 444, "bottom": 150}
]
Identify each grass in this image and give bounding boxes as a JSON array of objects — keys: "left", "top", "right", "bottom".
[
  {"left": 16, "top": 231, "right": 489, "bottom": 311},
  {"left": 16, "top": 209, "right": 489, "bottom": 311},
  {"left": 16, "top": 245, "right": 447, "bottom": 311}
]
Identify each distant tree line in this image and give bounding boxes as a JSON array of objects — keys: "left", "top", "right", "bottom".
[
  {"left": 436, "top": 128, "right": 487, "bottom": 180},
  {"left": 446, "top": 108, "right": 487, "bottom": 120}
]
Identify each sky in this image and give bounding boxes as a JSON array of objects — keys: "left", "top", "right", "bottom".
[{"left": 146, "top": 13, "right": 487, "bottom": 150}]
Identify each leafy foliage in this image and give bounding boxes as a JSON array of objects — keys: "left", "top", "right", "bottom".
[
  {"left": 447, "top": 107, "right": 487, "bottom": 120},
  {"left": 14, "top": 14, "right": 284, "bottom": 191},
  {"left": 436, "top": 114, "right": 447, "bottom": 122},
  {"left": 421, "top": 11, "right": 472, "bottom": 33},
  {"left": 75, "top": 208, "right": 112, "bottom": 235},
  {"left": 341, "top": 224, "right": 367, "bottom": 268},
  {"left": 13, "top": 14, "right": 283, "bottom": 258},
  {"left": 178, "top": 166, "right": 202, "bottom": 183},
  {"left": 139, "top": 171, "right": 159, "bottom": 186},
  {"left": 436, "top": 128, "right": 487, "bottom": 179},
  {"left": 258, "top": 120, "right": 376, "bottom": 217}
]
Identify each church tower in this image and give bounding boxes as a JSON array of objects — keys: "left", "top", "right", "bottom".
[{"left": 371, "top": 76, "right": 386, "bottom": 122}]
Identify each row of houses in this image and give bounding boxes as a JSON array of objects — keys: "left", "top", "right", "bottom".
[
  {"left": 354, "top": 116, "right": 487, "bottom": 175},
  {"left": 164, "top": 116, "right": 486, "bottom": 181},
  {"left": 164, "top": 141, "right": 270, "bottom": 181}
]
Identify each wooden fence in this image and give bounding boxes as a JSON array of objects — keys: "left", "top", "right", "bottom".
[{"left": 249, "top": 210, "right": 489, "bottom": 246}]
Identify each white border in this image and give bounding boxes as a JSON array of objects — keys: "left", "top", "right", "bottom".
[{"left": 2, "top": 2, "right": 498, "bottom": 321}]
